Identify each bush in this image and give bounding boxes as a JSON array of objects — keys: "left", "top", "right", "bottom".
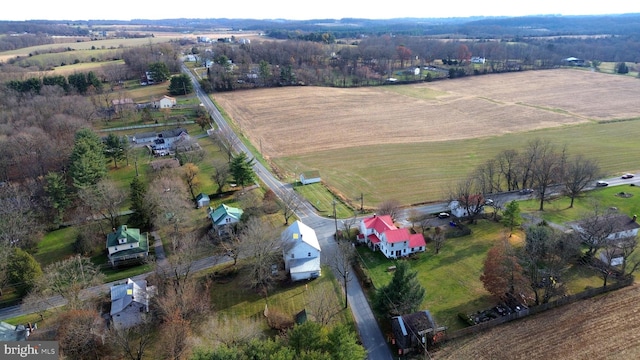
[
  {"left": 458, "top": 312, "right": 475, "bottom": 326},
  {"left": 266, "top": 308, "right": 294, "bottom": 331}
]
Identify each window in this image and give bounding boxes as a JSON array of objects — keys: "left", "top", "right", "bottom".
[
  {"left": 291, "top": 254, "right": 294, "bottom": 258},
  {"left": 308, "top": 252, "right": 311, "bottom": 257}
]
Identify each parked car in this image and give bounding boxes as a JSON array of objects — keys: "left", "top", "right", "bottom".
[
  {"left": 485, "top": 199, "right": 494, "bottom": 206},
  {"left": 519, "top": 188, "right": 534, "bottom": 195},
  {"left": 596, "top": 181, "right": 609, "bottom": 187},
  {"left": 622, "top": 173, "right": 634, "bottom": 179},
  {"left": 438, "top": 212, "right": 450, "bottom": 219}
]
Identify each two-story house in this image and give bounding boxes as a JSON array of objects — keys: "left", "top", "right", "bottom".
[
  {"left": 106, "top": 225, "right": 149, "bottom": 267},
  {"left": 358, "top": 214, "right": 426, "bottom": 259},
  {"left": 282, "top": 220, "right": 321, "bottom": 281},
  {"left": 209, "top": 204, "right": 243, "bottom": 235}
]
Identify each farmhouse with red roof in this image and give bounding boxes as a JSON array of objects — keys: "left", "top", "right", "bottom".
[{"left": 357, "top": 214, "right": 426, "bottom": 259}]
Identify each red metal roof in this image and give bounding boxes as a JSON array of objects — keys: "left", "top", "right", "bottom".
[
  {"left": 362, "top": 215, "right": 395, "bottom": 234},
  {"left": 384, "top": 228, "right": 410, "bottom": 243},
  {"left": 409, "top": 233, "right": 426, "bottom": 248},
  {"left": 368, "top": 234, "right": 381, "bottom": 244}
]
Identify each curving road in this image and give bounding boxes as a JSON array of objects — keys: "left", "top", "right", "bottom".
[{"left": 183, "top": 64, "right": 393, "bottom": 360}]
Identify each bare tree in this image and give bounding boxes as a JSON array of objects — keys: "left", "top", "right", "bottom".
[
  {"left": 33, "top": 255, "right": 104, "bottom": 310},
  {"left": 307, "top": 286, "right": 341, "bottom": 326},
  {"left": 431, "top": 226, "right": 446, "bottom": 254},
  {"left": 56, "top": 309, "right": 111, "bottom": 359},
  {"left": 574, "top": 204, "right": 617, "bottom": 258},
  {"left": 153, "top": 233, "right": 211, "bottom": 322},
  {"left": 211, "top": 157, "right": 230, "bottom": 195},
  {"left": 527, "top": 139, "right": 566, "bottom": 211},
  {"left": 377, "top": 199, "right": 401, "bottom": 222},
  {"left": 0, "top": 182, "right": 40, "bottom": 249},
  {"left": 158, "top": 310, "right": 193, "bottom": 360},
  {"left": 78, "top": 178, "right": 127, "bottom": 230},
  {"left": 563, "top": 154, "right": 600, "bottom": 208},
  {"left": 497, "top": 149, "right": 520, "bottom": 191},
  {"left": 107, "top": 317, "right": 156, "bottom": 360},
  {"left": 239, "top": 217, "right": 282, "bottom": 296},
  {"left": 278, "top": 190, "right": 301, "bottom": 225},
  {"left": 182, "top": 163, "right": 201, "bottom": 206},
  {"left": 148, "top": 172, "right": 191, "bottom": 245},
  {"left": 332, "top": 241, "right": 356, "bottom": 309},
  {"left": 341, "top": 212, "right": 359, "bottom": 241},
  {"left": 211, "top": 127, "right": 240, "bottom": 163},
  {"left": 450, "top": 176, "right": 485, "bottom": 223}
]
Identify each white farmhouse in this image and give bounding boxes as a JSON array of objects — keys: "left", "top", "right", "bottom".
[{"left": 282, "top": 220, "right": 321, "bottom": 281}]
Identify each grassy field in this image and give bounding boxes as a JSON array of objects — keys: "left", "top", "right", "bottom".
[{"left": 213, "top": 69, "right": 640, "bottom": 207}]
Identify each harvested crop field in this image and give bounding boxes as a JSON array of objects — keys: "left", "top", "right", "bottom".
[
  {"left": 432, "top": 282, "right": 640, "bottom": 360},
  {"left": 214, "top": 69, "right": 640, "bottom": 158}
]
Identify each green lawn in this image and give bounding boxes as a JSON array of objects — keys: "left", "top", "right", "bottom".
[
  {"left": 519, "top": 185, "right": 640, "bottom": 224},
  {"left": 209, "top": 264, "right": 351, "bottom": 331},
  {"left": 275, "top": 119, "right": 640, "bottom": 207},
  {"left": 294, "top": 182, "right": 355, "bottom": 218},
  {"left": 34, "top": 226, "right": 77, "bottom": 267},
  {"left": 356, "top": 219, "right": 604, "bottom": 331}
]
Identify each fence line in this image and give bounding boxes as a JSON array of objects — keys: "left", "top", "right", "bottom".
[{"left": 446, "top": 277, "right": 634, "bottom": 340}]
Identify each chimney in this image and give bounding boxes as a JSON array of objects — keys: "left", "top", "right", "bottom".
[
  {"left": 373, "top": 213, "right": 376, "bottom": 218},
  {"left": 633, "top": 215, "right": 637, "bottom": 222}
]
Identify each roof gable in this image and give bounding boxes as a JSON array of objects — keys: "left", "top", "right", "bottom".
[
  {"left": 363, "top": 215, "right": 396, "bottom": 233},
  {"left": 282, "top": 220, "right": 321, "bottom": 251},
  {"left": 211, "top": 204, "right": 243, "bottom": 224},
  {"left": 409, "top": 233, "right": 426, "bottom": 248},
  {"left": 110, "top": 278, "right": 149, "bottom": 315},
  {"left": 610, "top": 214, "right": 640, "bottom": 233},
  {"left": 107, "top": 225, "right": 141, "bottom": 247}
]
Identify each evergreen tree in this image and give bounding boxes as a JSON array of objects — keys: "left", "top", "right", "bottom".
[
  {"left": 44, "top": 171, "right": 70, "bottom": 225},
  {"left": 501, "top": 200, "right": 522, "bottom": 236},
  {"left": 103, "top": 133, "right": 127, "bottom": 169},
  {"left": 617, "top": 62, "right": 629, "bottom": 74},
  {"left": 129, "top": 176, "right": 154, "bottom": 230},
  {"left": 374, "top": 261, "right": 425, "bottom": 317},
  {"left": 169, "top": 74, "right": 193, "bottom": 95},
  {"left": 229, "top": 152, "right": 256, "bottom": 188},
  {"left": 68, "top": 128, "right": 107, "bottom": 189},
  {"left": 148, "top": 62, "right": 170, "bottom": 83}
]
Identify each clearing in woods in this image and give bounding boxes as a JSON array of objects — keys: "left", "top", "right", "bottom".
[{"left": 432, "top": 282, "right": 640, "bottom": 359}]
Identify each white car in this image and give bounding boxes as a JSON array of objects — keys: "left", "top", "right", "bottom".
[
  {"left": 596, "top": 181, "right": 609, "bottom": 187},
  {"left": 438, "top": 212, "right": 450, "bottom": 219}
]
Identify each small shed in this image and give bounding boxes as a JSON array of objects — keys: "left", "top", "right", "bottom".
[
  {"left": 196, "top": 193, "right": 210, "bottom": 208},
  {"left": 300, "top": 170, "right": 321, "bottom": 185}
]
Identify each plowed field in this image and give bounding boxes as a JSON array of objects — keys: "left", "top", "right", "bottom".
[
  {"left": 215, "top": 69, "right": 640, "bottom": 158},
  {"left": 433, "top": 283, "right": 640, "bottom": 360}
]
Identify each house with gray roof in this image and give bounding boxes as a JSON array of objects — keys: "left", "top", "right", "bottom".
[
  {"left": 106, "top": 225, "right": 149, "bottom": 267},
  {"left": 110, "top": 278, "right": 155, "bottom": 329}
]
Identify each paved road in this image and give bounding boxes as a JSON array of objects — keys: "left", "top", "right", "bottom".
[{"left": 0, "top": 66, "right": 394, "bottom": 360}]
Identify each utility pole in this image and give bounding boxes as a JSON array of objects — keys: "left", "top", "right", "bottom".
[
  {"left": 333, "top": 199, "right": 338, "bottom": 239},
  {"left": 360, "top": 193, "right": 364, "bottom": 213}
]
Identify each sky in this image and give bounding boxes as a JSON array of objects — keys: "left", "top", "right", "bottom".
[{"left": 4, "top": 1, "right": 640, "bottom": 21}]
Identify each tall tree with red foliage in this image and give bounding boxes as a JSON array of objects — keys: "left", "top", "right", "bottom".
[{"left": 480, "top": 237, "right": 528, "bottom": 302}]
